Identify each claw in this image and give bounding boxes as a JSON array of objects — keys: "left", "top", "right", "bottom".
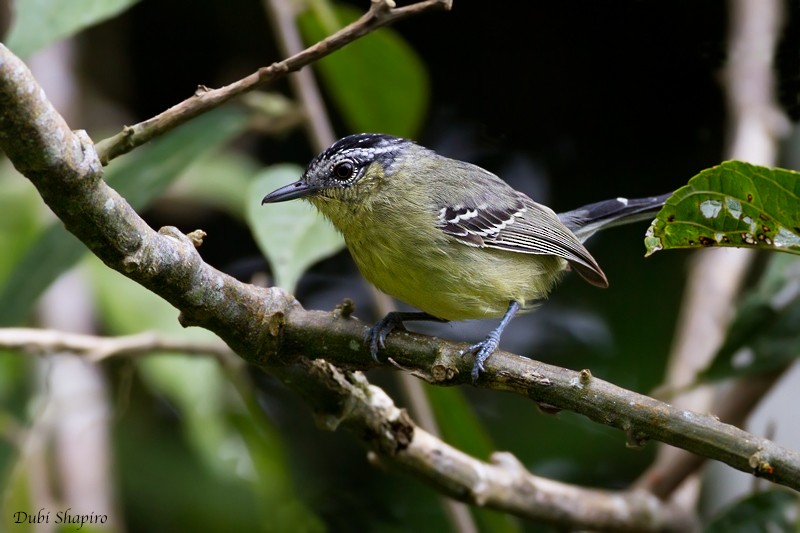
[
  {"left": 461, "top": 333, "right": 501, "bottom": 383},
  {"left": 366, "top": 315, "right": 400, "bottom": 362},
  {"left": 460, "top": 301, "right": 521, "bottom": 384},
  {"left": 365, "top": 311, "right": 448, "bottom": 363}
]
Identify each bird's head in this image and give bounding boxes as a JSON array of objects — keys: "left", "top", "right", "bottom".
[{"left": 262, "top": 134, "right": 422, "bottom": 213}]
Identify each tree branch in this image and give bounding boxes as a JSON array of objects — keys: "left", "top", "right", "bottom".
[
  {"left": 92, "top": 0, "right": 451, "bottom": 165},
  {"left": 2, "top": 34, "right": 800, "bottom": 496},
  {"left": 272, "top": 358, "right": 698, "bottom": 533},
  {"left": 0, "top": 325, "right": 697, "bottom": 532},
  {"left": 0, "top": 327, "right": 237, "bottom": 364},
  {"left": 279, "top": 309, "right": 800, "bottom": 491}
]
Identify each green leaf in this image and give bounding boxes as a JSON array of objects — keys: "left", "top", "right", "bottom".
[
  {"left": 5, "top": 0, "right": 140, "bottom": 59},
  {"left": 168, "top": 150, "right": 259, "bottom": 221},
  {"left": 0, "top": 226, "right": 88, "bottom": 326},
  {"left": 706, "top": 489, "right": 799, "bottom": 533},
  {"left": 0, "top": 159, "right": 46, "bottom": 287},
  {"left": 645, "top": 161, "right": 800, "bottom": 257},
  {"left": 1, "top": 457, "right": 35, "bottom": 533},
  {"left": 0, "top": 106, "right": 249, "bottom": 325},
  {"left": 298, "top": 2, "right": 429, "bottom": 138},
  {"left": 112, "top": 107, "right": 250, "bottom": 208},
  {"left": 247, "top": 164, "right": 345, "bottom": 292},
  {"left": 426, "top": 387, "right": 494, "bottom": 459},
  {"left": 698, "top": 253, "right": 800, "bottom": 382}
]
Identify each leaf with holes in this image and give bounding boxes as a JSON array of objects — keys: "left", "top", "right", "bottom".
[{"left": 645, "top": 161, "right": 800, "bottom": 257}]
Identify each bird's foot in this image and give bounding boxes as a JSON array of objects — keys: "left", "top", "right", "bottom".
[
  {"left": 461, "top": 301, "right": 521, "bottom": 383},
  {"left": 366, "top": 312, "right": 404, "bottom": 362},
  {"left": 366, "top": 311, "right": 445, "bottom": 363},
  {"left": 461, "top": 330, "right": 502, "bottom": 384}
]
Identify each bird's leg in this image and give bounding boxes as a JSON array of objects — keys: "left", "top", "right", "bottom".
[
  {"left": 367, "top": 311, "right": 447, "bottom": 362},
  {"left": 462, "top": 300, "right": 521, "bottom": 383}
]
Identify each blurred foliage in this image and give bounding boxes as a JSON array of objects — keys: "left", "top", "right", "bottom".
[
  {"left": 88, "top": 257, "right": 323, "bottom": 531},
  {"left": 248, "top": 165, "right": 344, "bottom": 292},
  {"left": 0, "top": 160, "right": 43, "bottom": 287},
  {"left": 5, "top": 0, "right": 140, "bottom": 58},
  {"left": 297, "top": 2, "right": 429, "bottom": 138},
  {"left": 0, "top": 106, "right": 251, "bottom": 326},
  {"left": 705, "top": 489, "right": 800, "bottom": 533},
  {"left": 1, "top": 0, "right": 799, "bottom": 532},
  {"left": 700, "top": 253, "right": 800, "bottom": 382}
]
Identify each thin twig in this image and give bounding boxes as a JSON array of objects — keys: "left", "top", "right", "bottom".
[
  {"left": 0, "top": 327, "right": 237, "bottom": 364},
  {"left": 93, "top": 0, "right": 450, "bottom": 164}
]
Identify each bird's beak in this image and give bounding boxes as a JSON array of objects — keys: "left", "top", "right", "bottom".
[{"left": 261, "top": 180, "right": 320, "bottom": 204}]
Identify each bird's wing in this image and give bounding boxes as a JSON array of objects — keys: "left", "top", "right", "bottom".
[{"left": 437, "top": 191, "right": 608, "bottom": 288}]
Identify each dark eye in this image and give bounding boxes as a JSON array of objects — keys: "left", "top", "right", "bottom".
[{"left": 332, "top": 161, "right": 355, "bottom": 181}]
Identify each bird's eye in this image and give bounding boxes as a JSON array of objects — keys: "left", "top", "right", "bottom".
[{"left": 332, "top": 161, "right": 355, "bottom": 181}]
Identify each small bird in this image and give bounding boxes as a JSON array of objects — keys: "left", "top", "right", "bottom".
[{"left": 263, "top": 133, "right": 669, "bottom": 382}]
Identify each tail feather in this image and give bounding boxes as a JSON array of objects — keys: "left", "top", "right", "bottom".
[{"left": 558, "top": 192, "right": 672, "bottom": 243}]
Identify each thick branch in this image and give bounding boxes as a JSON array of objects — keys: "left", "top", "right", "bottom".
[
  {"left": 0, "top": 326, "right": 696, "bottom": 532},
  {"left": 93, "top": 0, "right": 451, "bottom": 164},
  {"left": 0, "top": 39, "right": 701, "bottom": 531},
  {"left": 272, "top": 358, "right": 697, "bottom": 532},
  {"left": 279, "top": 309, "right": 800, "bottom": 491}
]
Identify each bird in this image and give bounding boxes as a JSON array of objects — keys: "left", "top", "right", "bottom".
[{"left": 262, "top": 133, "right": 669, "bottom": 382}]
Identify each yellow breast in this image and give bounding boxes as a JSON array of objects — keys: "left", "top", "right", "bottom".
[{"left": 344, "top": 221, "right": 565, "bottom": 321}]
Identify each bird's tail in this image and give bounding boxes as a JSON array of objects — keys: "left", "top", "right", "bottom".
[{"left": 558, "top": 192, "right": 672, "bottom": 243}]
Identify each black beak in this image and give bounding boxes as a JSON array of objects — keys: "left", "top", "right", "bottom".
[{"left": 261, "top": 180, "right": 320, "bottom": 204}]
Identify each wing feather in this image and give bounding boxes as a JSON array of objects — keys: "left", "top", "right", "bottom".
[{"left": 438, "top": 191, "right": 608, "bottom": 288}]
